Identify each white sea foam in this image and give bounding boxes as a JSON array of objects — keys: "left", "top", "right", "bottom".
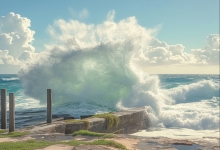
[
  {"left": 117, "top": 76, "right": 219, "bottom": 129},
  {"left": 131, "top": 128, "right": 219, "bottom": 143},
  {"left": 2, "top": 77, "right": 19, "bottom": 81},
  {"left": 1, "top": 94, "right": 45, "bottom": 111},
  {"left": 163, "top": 80, "right": 219, "bottom": 103}
]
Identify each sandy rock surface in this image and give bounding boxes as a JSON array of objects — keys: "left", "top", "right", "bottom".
[
  {"left": 35, "top": 144, "right": 73, "bottom": 150},
  {"left": 0, "top": 133, "right": 219, "bottom": 150},
  {"left": 107, "top": 137, "right": 140, "bottom": 150},
  {"left": 0, "top": 136, "right": 34, "bottom": 143},
  {"left": 36, "top": 144, "right": 120, "bottom": 150}
]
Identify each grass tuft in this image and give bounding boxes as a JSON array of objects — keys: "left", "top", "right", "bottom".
[
  {"left": 102, "top": 134, "right": 116, "bottom": 138},
  {"left": 64, "top": 119, "right": 90, "bottom": 129},
  {"left": 0, "top": 140, "right": 52, "bottom": 150},
  {"left": 72, "top": 130, "right": 116, "bottom": 138},
  {"left": 72, "top": 130, "right": 103, "bottom": 137},
  {"left": 0, "top": 130, "right": 29, "bottom": 138},
  {"left": 91, "top": 113, "right": 120, "bottom": 129},
  {"left": 0, "top": 129, "right": 8, "bottom": 134},
  {"left": 64, "top": 112, "right": 120, "bottom": 130}
]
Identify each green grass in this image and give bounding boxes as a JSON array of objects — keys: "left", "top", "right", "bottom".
[
  {"left": 0, "top": 130, "right": 8, "bottom": 134},
  {"left": 90, "top": 112, "right": 120, "bottom": 129},
  {"left": 0, "top": 140, "right": 53, "bottom": 150},
  {"left": 64, "top": 112, "right": 120, "bottom": 130},
  {"left": 0, "top": 139, "right": 128, "bottom": 150},
  {"left": 102, "top": 134, "right": 116, "bottom": 138},
  {"left": 64, "top": 119, "right": 90, "bottom": 129},
  {"left": 72, "top": 130, "right": 116, "bottom": 138},
  {"left": 0, "top": 130, "right": 29, "bottom": 138}
]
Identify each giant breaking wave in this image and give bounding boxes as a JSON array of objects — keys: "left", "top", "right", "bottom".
[{"left": 18, "top": 11, "right": 219, "bottom": 130}]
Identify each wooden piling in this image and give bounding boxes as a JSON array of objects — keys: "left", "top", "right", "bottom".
[
  {"left": 9, "top": 93, "right": 15, "bottom": 132},
  {"left": 1, "top": 89, "right": 7, "bottom": 129},
  {"left": 47, "top": 89, "right": 52, "bottom": 123}
]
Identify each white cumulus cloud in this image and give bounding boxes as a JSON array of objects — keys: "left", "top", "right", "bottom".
[
  {"left": 135, "top": 38, "right": 197, "bottom": 65},
  {"left": 135, "top": 34, "right": 219, "bottom": 66},
  {"left": 0, "top": 12, "right": 36, "bottom": 66},
  {"left": 192, "top": 34, "right": 219, "bottom": 65}
]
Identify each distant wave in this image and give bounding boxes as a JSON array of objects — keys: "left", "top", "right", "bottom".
[
  {"left": 163, "top": 80, "right": 219, "bottom": 103},
  {"left": 1, "top": 77, "right": 19, "bottom": 81}
]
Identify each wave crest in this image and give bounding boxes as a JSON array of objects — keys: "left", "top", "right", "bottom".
[{"left": 1, "top": 77, "right": 19, "bottom": 81}]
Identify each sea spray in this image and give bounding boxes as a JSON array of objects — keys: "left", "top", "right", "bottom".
[
  {"left": 18, "top": 12, "right": 156, "bottom": 111},
  {"left": 19, "top": 41, "right": 138, "bottom": 109}
]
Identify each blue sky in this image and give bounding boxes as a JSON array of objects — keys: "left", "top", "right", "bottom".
[
  {"left": 0, "top": 0, "right": 219, "bottom": 74},
  {"left": 1, "top": 0, "right": 218, "bottom": 52}
]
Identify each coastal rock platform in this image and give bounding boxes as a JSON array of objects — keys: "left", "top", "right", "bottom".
[
  {"left": 25, "top": 107, "right": 150, "bottom": 134},
  {"left": 0, "top": 132, "right": 219, "bottom": 150},
  {"left": 1, "top": 107, "right": 219, "bottom": 149}
]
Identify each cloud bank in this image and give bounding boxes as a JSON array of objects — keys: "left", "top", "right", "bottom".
[
  {"left": 136, "top": 35, "right": 219, "bottom": 66},
  {"left": 192, "top": 34, "right": 219, "bottom": 65},
  {"left": 0, "top": 11, "right": 219, "bottom": 73}
]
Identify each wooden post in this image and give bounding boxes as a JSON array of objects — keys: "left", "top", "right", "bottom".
[
  {"left": 1, "top": 89, "right": 7, "bottom": 129},
  {"left": 9, "top": 93, "right": 15, "bottom": 132},
  {"left": 47, "top": 89, "right": 52, "bottom": 123}
]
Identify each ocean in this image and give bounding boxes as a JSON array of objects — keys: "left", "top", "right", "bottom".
[{"left": 0, "top": 74, "right": 219, "bottom": 131}]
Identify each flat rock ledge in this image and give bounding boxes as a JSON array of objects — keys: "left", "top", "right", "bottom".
[
  {"left": 0, "top": 133, "right": 219, "bottom": 150},
  {"left": 23, "top": 107, "right": 150, "bottom": 135}
]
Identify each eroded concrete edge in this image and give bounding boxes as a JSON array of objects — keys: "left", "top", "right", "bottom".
[{"left": 27, "top": 107, "right": 149, "bottom": 134}]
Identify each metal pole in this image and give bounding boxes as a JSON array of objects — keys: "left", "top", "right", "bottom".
[
  {"left": 9, "top": 93, "right": 15, "bottom": 132},
  {"left": 1, "top": 89, "right": 7, "bottom": 129},
  {"left": 47, "top": 89, "right": 52, "bottom": 123}
]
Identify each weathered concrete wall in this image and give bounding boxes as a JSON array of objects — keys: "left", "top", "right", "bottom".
[
  {"left": 65, "top": 107, "right": 150, "bottom": 134},
  {"left": 65, "top": 108, "right": 149, "bottom": 134},
  {"left": 28, "top": 107, "right": 150, "bottom": 134}
]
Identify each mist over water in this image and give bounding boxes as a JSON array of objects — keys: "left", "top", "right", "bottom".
[
  {"left": 19, "top": 41, "right": 137, "bottom": 110},
  {"left": 17, "top": 12, "right": 219, "bottom": 130}
]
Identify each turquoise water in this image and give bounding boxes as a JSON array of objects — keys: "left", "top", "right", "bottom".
[{"left": 0, "top": 74, "right": 219, "bottom": 129}]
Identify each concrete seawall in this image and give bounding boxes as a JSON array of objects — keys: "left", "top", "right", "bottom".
[{"left": 28, "top": 107, "right": 150, "bottom": 134}]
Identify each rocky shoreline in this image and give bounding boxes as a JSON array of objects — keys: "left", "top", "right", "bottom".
[
  {"left": 0, "top": 107, "right": 219, "bottom": 149},
  {"left": 0, "top": 131, "right": 219, "bottom": 150}
]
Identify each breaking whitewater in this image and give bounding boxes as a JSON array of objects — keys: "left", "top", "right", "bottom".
[
  {"left": 0, "top": 11, "right": 219, "bottom": 141},
  {"left": 0, "top": 74, "right": 219, "bottom": 130}
]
